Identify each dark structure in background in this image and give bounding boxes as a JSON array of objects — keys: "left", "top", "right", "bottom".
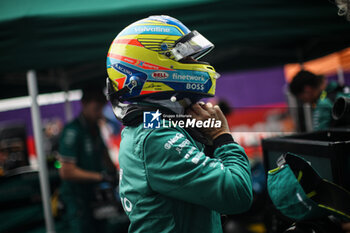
[
  {"left": 332, "top": 96, "right": 350, "bottom": 126},
  {"left": 263, "top": 129, "right": 350, "bottom": 190},
  {"left": 262, "top": 129, "right": 350, "bottom": 232},
  {"left": 0, "top": 123, "right": 29, "bottom": 173}
]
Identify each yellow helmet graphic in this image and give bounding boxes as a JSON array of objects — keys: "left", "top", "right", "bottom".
[{"left": 106, "top": 15, "right": 219, "bottom": 103}]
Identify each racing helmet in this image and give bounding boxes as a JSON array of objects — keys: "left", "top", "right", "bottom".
[{"left": 106, "top": 15, "right": 219, "bottom": 104}]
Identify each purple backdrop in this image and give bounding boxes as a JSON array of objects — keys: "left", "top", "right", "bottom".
[
  {"left": 216, "top": 66, "right": 287, "bottom": 108},
  {"left": 216, "top": 67, "right": 350, "bottom": 108},
  {"left": 0, "top": 101, "right": 81, "bottom": 136}
]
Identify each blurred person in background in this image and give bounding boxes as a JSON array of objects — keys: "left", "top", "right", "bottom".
[
  {"left": 0, "top": 144, "right": 9, "bottom": 176},
  {"left": 289, "top": 70, "right": 350, "bottom": 130},
  {"left": 58, "top": 86, "right": 117, "bottom": 233}
]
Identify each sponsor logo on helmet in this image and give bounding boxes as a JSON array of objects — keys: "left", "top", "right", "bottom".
[
  {"left": 113, "top": 64, "right": 132, "bottom": 76},
  {"left": 152, "top": 72, "right": 169, "bottom": 79},
  {"left": 186, "top": 83, "right": 205, "bottom": 91},
  {"left": 172, "top": 73, "right": 206, "bottom": 82},
  {"left": 119, "top": 25, "right": 182, "bottom": 36},
  {"left": 134, "top": 26, "right": 170, "bottom": 33}
]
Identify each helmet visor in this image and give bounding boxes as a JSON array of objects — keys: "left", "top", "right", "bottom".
[{"left": 170, "top": 30, "right": 214, "bottom": 61}]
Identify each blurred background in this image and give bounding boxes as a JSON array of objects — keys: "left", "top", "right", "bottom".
[{"left": 1, "top": 0, "right": 350, "bottom": 232}]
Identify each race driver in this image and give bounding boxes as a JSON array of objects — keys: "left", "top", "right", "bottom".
[{"left": 106, "top": 15, "right": 253, "bottom": 233}]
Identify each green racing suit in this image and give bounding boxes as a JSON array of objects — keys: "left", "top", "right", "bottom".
[{"left": 118, "top": 121, "right": 253, "bottom": 233}]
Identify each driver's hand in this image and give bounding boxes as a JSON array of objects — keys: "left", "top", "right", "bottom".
[{"left": 186, "top": 102, "right": 230, "bottom": 140}]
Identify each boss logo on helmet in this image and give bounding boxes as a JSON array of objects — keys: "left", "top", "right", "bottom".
[
  {"left": 186, "top": 83, "right": 205, "bottom": 91},
  {"left": 151, "top": 72, "right": 169, "bottom": 79}
]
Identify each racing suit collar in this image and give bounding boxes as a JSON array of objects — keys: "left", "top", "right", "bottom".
[{"left": 142, "top": 98, "right": 191, "bottom": 115}]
